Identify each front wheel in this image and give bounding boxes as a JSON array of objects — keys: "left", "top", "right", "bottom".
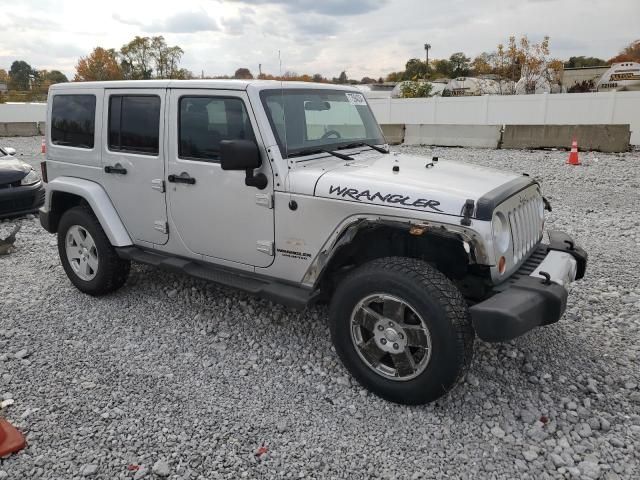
[
  {"left": 57, "top": 206, "right": 130, "bottom": 296},
  {"left": 329, "top": 257, "right": 474, "bottom": 404}
]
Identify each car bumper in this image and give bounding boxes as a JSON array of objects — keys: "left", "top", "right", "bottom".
[
  {"left": 0, "top": 181, "right": 45, "bottom": 218},
  {"left": 470, "top": 230, "right": 588, "bottom": 342}
]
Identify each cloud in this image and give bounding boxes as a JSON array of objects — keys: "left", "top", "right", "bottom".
[
  {"left": 221, "top": 15, "right": 253, "bottom": 35},
  {"left": 114, "top": 11, "right": 220, "bottom": 33},
  {"left": 233, "top": 0, "right": 388, "bottom": 16}
]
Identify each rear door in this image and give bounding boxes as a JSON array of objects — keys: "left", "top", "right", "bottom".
[{"left": 101, "top": 89, "right": 168, "bottom": 245}]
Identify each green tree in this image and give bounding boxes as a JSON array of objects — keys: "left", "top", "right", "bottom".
[
  {"left": 432, "top": 59, "right": 453, "bottom": 78},
  {"left": 9, "top": 60, "right": 35, "bottom": 90},
  {"left": 46, "top": 70, "right": 69, "bottom": 83},
  {"left": 120, "top": 36, "right": 153, "bottom": 79},
  {"left": 234, "top": 68, "right": 253, "bottom": 79},
  {"left": 449, "top": 52, "right": 471, "bottom": 77},
  {"left": 402, "top": 58, "right": 428, "bottom": 80},
  {"left": 337, "top": 71, "right": 348, "bottom": 84},
  {"left": 565, "top": 56, "right": 608, "bottom": 68},
  {"left": 149, "top": 36, "right": 184, "bottom": 79},
  {"left": 385, "top": 71, "right": 404, "bottom": 82},
  {"left": 400, "top": 81, "right": 434, "bottom": 98}
]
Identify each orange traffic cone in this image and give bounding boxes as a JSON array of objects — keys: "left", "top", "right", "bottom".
[
  {"left": 567, "top": 138, "right": 580, "bottom": 165},
  {"left": 0, "top": 418, "right": 26, "bottom": 456},
  {"left": 41, "top": 138, "right": 46, "bottom": 154}
]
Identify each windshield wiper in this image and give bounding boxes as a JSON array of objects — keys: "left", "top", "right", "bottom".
[
  {"left": 288, "top": 148, "right": 353, "bottom": 161},
  {"left": 338, "top": 142, "right": 390, "bottom": 154}
]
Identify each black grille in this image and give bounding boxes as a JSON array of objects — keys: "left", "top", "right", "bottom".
[{"left": 508, "top": 244, "right": 547, "bottom": 282}]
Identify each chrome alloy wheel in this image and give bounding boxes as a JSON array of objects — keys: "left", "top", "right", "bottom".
[
  {"left": 65, "top": 225, "right": 99, "bottom": 281},
  {"left": 350, "top": 294, "right": 432, "bottom": 381}
]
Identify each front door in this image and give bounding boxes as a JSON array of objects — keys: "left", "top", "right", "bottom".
[
  {"left": 101, "top": 89, "right": 168, "bottom": 245},
  {"left": 166, "top": 89, "right": 274, "bottom": 267}
]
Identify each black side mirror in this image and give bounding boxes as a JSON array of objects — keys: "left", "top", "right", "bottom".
[{"left": 220, "top": 139, "right": 267, "bottom": 189}]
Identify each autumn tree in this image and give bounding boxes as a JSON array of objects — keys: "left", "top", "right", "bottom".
[
  {"left": 608, "top": 39, "right": 640, "bottom": 64},
  {"left": 75, "top": 47, "right": 123, "bottom": 81},
  {"left": 471, "top": 53, "right": 493, "bottom": 75},
  {"left": 0, "top": 69, "right": 8, "bottom": 84}
]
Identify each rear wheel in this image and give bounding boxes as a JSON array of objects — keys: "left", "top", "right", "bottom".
[
  {"left": 58, "top": 206, "right": 130, "bottom": 295},
  {"left": 329, "top": 257, "right": 474, "bottom": 404}
]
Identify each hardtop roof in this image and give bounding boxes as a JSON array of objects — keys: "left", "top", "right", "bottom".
[{"left": 49, "top": 79, "right": 361, "bottom": 93}]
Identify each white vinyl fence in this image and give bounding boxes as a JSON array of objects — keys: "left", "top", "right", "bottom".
[
  {"left": 2, "top": 92, "right": 639, "bottom": 145},
  {"left": 368, "top": 91, "right": 640, "bottom": 145},
  {"left": 0, "top": 103, "right": 46, "bottom": 123}
]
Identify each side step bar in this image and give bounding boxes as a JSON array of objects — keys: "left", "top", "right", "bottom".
[{"left": 116, "top": 246, "right": 314, "bottom": 309}]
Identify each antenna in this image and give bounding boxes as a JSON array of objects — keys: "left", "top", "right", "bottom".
[
  {"left": 278, "top": 50, "right": 289, "bottom": 161},
  {"left": 279, "top": 50, "right": 295, "bottom": 209}
]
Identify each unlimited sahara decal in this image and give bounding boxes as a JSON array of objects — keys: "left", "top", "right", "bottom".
[{"left": 329, "top": 185, "right": 442, "bottom": 212}]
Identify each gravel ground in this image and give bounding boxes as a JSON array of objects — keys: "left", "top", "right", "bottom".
[{"left": 1, "top": 136, "right": 639, "bottom": 479}]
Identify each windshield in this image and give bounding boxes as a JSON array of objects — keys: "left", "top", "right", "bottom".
[{"left": 260, "top": 89, "right": 385, "bottom": 158}]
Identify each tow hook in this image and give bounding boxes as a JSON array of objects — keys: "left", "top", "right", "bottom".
[{"left": 539, "top": 271, "right": 552, "bottom": 285}]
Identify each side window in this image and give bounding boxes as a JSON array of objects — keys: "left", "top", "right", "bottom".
[
  {"left": 51, "top": 95, "right": 96, "bottom": 149},
  {"left": 179, "top": 96, "right": 255, "bottom": 162},
  {"left": 109, "top": 95, "right": 161, "bottom": 155}
]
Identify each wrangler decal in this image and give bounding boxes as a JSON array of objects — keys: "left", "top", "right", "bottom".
[{"left": 329, "top": 185, "right": 443, "bottom": 212}]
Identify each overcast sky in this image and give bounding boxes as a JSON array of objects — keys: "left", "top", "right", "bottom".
[{"left": 1, "top": 0, "right": 638, "bottom": 80}]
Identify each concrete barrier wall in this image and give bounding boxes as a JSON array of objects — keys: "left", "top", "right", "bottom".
[
  {"left": 0, "top": 122, "right": 46, "bottom": 137},
  {"left": 405, "top": 124, "right": 502, "bottom": 148},
  {"left": 502, "top": 124, "right": 631, "bottom": 153},
  {"left": 368, "top": 91, "right": 640, "bottom": 145}
]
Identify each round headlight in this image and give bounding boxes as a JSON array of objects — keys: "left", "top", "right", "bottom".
[
  {"left": 492, "top": 212, "right": 510, "bottom": 254},
  {"left": 20, "top": 169, "right": 40, "bottom": 186}
]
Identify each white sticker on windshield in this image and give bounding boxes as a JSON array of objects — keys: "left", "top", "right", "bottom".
[{"left": 345, "top": 92, "right": 367, "bottom": 106}]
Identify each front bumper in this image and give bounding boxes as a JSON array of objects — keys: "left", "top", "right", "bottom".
[
  {"left": 0, "top": 181, "right": 45, "bottom": 218},
  {"left": 470, "top": 230, "right": 588, "bottom": 342}
]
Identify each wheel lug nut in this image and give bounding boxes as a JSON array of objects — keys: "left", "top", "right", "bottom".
[
  {"left": 388, "top": 322, "right": 394, "bottom": 327},
  {"left": 398, "top": 333, "right": 404, "bottom": 339},
  {"left": 381, "top": 338, "right": 387, "bottom": 345},
  {"left": 377, "top": 325, "right": 384, "bottom": 331},
  {"left": 393, "top": 343, "right": 399, "bottom": 350}
]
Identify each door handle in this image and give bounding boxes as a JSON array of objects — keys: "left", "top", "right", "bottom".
[
  {"left": 104, "top": 164, "right": 127, "bottom": 175},
  {"left": 168, "top": 173, "right": 196, "bottom": 185}
]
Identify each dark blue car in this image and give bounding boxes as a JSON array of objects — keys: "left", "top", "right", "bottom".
[{"left": 0, "top": 146, "right": 44, "bottom": 218}]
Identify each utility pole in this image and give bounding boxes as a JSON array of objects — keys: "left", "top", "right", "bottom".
[{"left": 424, "top": 43, "right": 431, "bottom": 78}]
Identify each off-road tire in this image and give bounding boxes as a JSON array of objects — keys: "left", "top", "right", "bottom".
[
  {"left": 58, "top": 206, "right": 130, "bottom": 296},
  {"left": 329, "top": 257, "right": 474, "bottom": 405}
]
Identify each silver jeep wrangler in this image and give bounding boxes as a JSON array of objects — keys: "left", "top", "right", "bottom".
[{"left": 39, "top": 80, "right": 587, "bottom": 404}]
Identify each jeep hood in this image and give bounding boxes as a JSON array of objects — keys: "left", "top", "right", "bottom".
[
  {"left": 292, "top": 152, "right": 526, "bottom": 217},
  {"left": 0, "top": 157, "right": 31, "bottom": 185}
]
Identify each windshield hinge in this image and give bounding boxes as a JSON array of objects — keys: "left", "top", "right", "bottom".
[
  {"left": 151, "top": 179, "right": 165, "bottom": 193},
  {"left": 256, "top": 240, "right": 274, "bottom": 256},
  {"left": 154, "top": 221, "right": 168, "bottom": 234},
  {"left": 256, "top": 193, "right": 273, "bottom": 209}
]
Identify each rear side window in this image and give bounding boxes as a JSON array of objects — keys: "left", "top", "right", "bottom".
[
  {"left": 51, "top": 95, "right": 96, "bottom": 149},
  {"left": 179, "top": 96, "right": 255, "bottom": 162},
  {"left": 109, "top": 95, "right": 161, "bottom": 155}
]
